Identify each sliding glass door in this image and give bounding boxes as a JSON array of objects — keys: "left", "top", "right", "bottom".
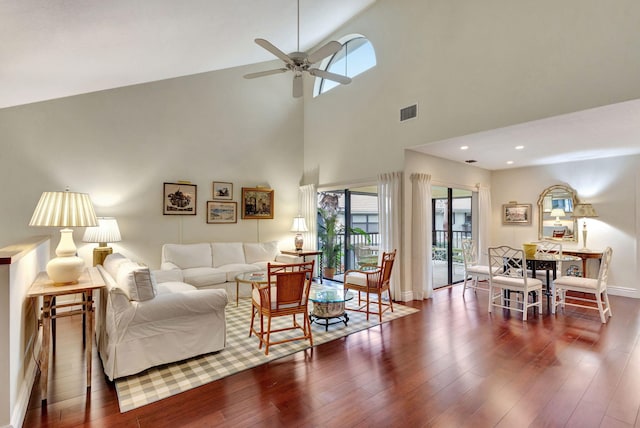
[
  {"left": 318, "top": 186, "right": 378, "bottom": 282},
  {"left": 432, "top": 186, "right": 473, "bottom": 288}
]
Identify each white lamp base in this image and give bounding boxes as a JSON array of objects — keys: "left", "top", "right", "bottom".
[
  {"left": 294, "top": 234, "right": 304, "bottom": 251},
  {"left": 48, "top": 227, "right": 85, "bottom": 284},
  {"left": 47, "top": 256, "right": 84, "bottom": 284}
]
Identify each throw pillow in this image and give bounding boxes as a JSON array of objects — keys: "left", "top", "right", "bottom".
[{"left": 116, "top": 261, "right": 158, "bottom": 302}]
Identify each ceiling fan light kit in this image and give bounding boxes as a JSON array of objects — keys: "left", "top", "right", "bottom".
[{"left": 244, "top": 0, "right": 352, "bottom": 98}]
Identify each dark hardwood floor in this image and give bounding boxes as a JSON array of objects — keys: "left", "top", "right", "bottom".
[{"left": 24, "top": 284, "right": 640, "bottom": 427}]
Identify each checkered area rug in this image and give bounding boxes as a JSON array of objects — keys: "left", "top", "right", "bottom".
[{"left": 115, "top": 298, "right": 418, "bottom": 412}]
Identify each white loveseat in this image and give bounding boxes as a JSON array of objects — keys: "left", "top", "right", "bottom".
[
  {"left": 96, "top": 253, "right": 228, "bottom": 380},
  {"left": 160, "top": 241, "right": 301, "bottom": 298}
]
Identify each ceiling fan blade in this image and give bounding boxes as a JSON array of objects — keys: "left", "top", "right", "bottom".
[
  {"left": 308, "top": 68, "right": 352, "bottom": 85},
  {"left": 293, "top": 74, "right": 303, "bottom": 98},
  {"left": 307, "top": 41, "right": 342, "bottom": 65},
  {"left": 255, "top": 38, "right": 294, "bottom": 66},
  {"left": 244, "top": 68, "right": 288, "bottom": 79}
]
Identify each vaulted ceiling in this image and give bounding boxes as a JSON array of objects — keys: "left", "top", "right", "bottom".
[{"left": 0, "top": 0, "right": 376, "bottom": 109}]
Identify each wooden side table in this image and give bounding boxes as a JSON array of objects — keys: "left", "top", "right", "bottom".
[
  {"left": 562, "top": 249, "right": 603, "bottom": 278},
  {"left": 281, "top": 249, "right": 323, "bottom": 283},
  {"left": 27, "top": 267, "right": 105, "bottom": 403}
]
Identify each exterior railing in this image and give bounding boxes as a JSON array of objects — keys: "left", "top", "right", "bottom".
[{"left": 432, "top": 229, "right": 472, "bottom": 261}]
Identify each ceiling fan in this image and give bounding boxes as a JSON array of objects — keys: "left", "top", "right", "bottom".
[{"left": 243, "top": 0, "right": 352, "bottom": 98}]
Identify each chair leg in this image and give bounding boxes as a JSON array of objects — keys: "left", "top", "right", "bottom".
[
  {"left": 366, "top": 291, "right": 370, "bottom": 321},
  {"left": 596, "top": 293, "right": 606, "bottom": 323},
  {"left": 551, "top": 283, "right": 557, "bottom": 314},
  {"left": 249, "top": 305, "right": 256, "bottom": 337},
  {"left": 387, "top": 289, "right": 394, "bottom": 314},
  {"left": 378, "top": 291, "right": 383, "bottom": 323},
  {"left": 265, "top": 316, "right": 272, "bottom": 355},
  {"left": 603, "top": 291, "right": 612, "bottom": 317}
]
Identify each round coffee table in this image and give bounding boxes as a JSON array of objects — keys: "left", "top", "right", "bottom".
[
  {"left": 234, "top": 271, "right": 268, "bottom": 306},
  {"left": 308, "top": 284, "right": 353, "bottom": 331}
]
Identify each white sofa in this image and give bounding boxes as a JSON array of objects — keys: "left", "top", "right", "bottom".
[
  {"left": 96, "top": 253, "right": 228, "bottom": 380},
  {"left": 160, "top": 241, "right": 301, "bottom": 298}
]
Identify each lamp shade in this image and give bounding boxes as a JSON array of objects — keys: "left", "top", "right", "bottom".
[
  {"left": 29, "top": 189, "right": 98, "bottom": 284},
  {"left": 29, "top": 190, "right": 98, "bottom": 227},
  {"left": 572, "top": 203, "right": 598, "bottom": 218},
  {"left": 83, "top": 217, "right": 122, "bottom": 244},
  {"left": 550, "top": 208, "right": 566, "bottom": 218},
  {"left": 290, "top": 216, "right": 308, "bottom": 233}
]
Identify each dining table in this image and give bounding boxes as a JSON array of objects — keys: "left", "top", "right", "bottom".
[{"left": 526, "top": 252, "right": 582, "bottom": 295}]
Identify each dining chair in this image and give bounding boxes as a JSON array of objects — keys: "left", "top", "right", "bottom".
[
  {"left": 461, "top": 239, "right": 492, "bottom": 293},
  {"left": 488, "top": 246, "right": 543, "bottom": 321},
  {"left": 551, "top": 246, "right": 613, "bottom": 323},
  {"left": 530, "top": 241, "right": 563, "bottom": 286},
  {"left": 343, "top": 250, "right": 396, "bottom": 322},
  {"left": 249, "top": 260, "right": 315, "bottom": 355}
]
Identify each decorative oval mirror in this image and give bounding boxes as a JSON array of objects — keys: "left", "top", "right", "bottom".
[{"left": 537, "top": 184, "right": 578, "bottom": 242}]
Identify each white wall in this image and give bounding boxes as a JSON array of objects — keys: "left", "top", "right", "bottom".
[
  {"left": 403, "top": 150, "right": 491, "bottom": 299},
  {"left": 303, "top": 0, "right": 640, "bottom": 187},
  {"left": 491, "top": 155, "right": 640, "bottom": 296},
  {"left": 0, "top": 61, "right": 304, "bottom": 268}
]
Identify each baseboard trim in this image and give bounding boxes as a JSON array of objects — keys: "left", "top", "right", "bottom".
[{"left": 608, "top": 285, "right": 639, "bottom": 299}]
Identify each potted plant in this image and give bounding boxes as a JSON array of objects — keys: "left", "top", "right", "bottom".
[{"left": 318, "top": 193, "right": 343, "bottom": 279}]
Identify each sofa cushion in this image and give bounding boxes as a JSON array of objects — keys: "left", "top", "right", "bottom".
[
  {"left": 104, "top": 253, "right": 129, "bottom": 279},
  {"left": 182, "top": 267, "right": 227, "bottom": 288},
  {"left": 212, "top": 242, "right": 245, "bottom": 267},
  {"left": 217, "top": 263, "right": 262, "bottom": 282},
  {"left": 244, "top": 241, "right": 279, "bottom": 264},
  {"left": 116, "top": 261, "right": 158, "bottom": 301},
  {"left": 156, "top": 281, "right": 197, "bottom": 294},
  {"left": 163, "top": 243, "right": 212, "bottom": 269}
]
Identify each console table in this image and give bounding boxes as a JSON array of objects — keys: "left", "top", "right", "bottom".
[
  {"left": 562, "top": 249, "right": 603, "bottom": 278},
  {"left": 27, "top": 267, "right": 105, "bottom": 403},
  {"left": 281, "top": 249, "right": 323, "bottom": 283}
]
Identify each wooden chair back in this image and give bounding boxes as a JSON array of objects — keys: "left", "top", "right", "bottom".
[
  {"left": 265, "top": 261, "right": 314, "bottom": 311},
  {"left": 369, "top": 250, "right": 396, "bottom": 288}
]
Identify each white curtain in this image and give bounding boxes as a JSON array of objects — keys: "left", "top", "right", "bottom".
[
  {"left": 300, "top": 184, "right": 317, "bottom": 250},
  {"left": 411, "top": 173, "right": 433, "bottom": 299},
  {"left": 377, "top": 172, "right": 402, "bottom": 300},
  {"left": 478, "top": 185, "right": 491, "bottom": 265}
]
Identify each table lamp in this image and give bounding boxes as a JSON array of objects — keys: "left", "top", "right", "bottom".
[
  {"left": 572, "top": 203, "right": 598, "bottom": 250},
  {"left": 29, "top": 188, "right": 98, "bottom": 284},
  {"left": 82, "top": 217, "right": 122, "bottom": 266},
  {"left": 550, "top": 208, "right": 566, "bottom": 226},
  {"left": 290, "top": 215, "right": 308, "bottom": 251}
]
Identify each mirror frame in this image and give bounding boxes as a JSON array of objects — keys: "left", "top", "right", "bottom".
[{"left": 537, "top": 184, "right": 578, "bottom": 242}]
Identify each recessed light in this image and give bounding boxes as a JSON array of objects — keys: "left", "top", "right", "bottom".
[
  {"left": 460, "top": 146, "right": 469, "bottom": 150},
  {"left": 506, "top": 160, "right": 514, "bottom": 165},
  {"left": 515, "top": 145, "right": 524, "bottom": 150}
]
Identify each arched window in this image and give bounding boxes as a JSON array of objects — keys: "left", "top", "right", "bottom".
[{"left": 313, "top": 34, "right": 376, "bottom": 97}]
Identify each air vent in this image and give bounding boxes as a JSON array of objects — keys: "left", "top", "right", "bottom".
[{"left": 400, "top": 104, "right": 417, "bottom": 122}]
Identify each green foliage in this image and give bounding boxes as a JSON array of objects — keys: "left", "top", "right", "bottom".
[{"left": 318, "top": 207, "right": 343, "bottom": 269}]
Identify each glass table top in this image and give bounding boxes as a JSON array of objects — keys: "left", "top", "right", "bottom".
[{"left": 308, "top": 284, "right": 353, "bottom": 303}]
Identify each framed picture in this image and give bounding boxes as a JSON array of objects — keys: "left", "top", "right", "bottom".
[
  {"left": 163, "top": 182, "right": 197, "bottom": 215},
  {"left": 212, "top": 181, "right": 233, "bottom": 200},
  {"left": 241, "top": 187, "right": 274, "bottom": 219},
  {"left": 502, "top": 203, "right": 532, "bottom": 225},
  {"left": 207, "top": 201, "right": 237, "bottom": 224}
]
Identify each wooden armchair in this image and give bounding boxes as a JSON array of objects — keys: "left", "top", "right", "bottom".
[
  {"left": 343, "top": 250, "right": 396, "bottom": 322},
  {"left": 249, "top": 261, "right": 315, "bottom": 355}
]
